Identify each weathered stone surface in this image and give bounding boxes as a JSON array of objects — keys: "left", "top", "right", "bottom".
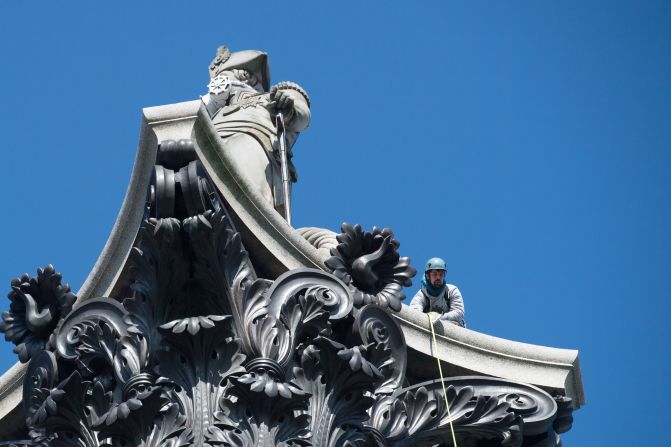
[
  {"left": 0, "top": 99, "right": 584, "bottom": 444},
  {"left": 203, "top": 47, "right": 311, "bottom": 218},
  {"left": 0, "top": 362, "right": 24, "bottom": 438},
  {"left": 0, "top": 209, "right": 573, "bottom": 447},
  {"left": 396, "top": 306, "right": 584, "bottom": 407}
]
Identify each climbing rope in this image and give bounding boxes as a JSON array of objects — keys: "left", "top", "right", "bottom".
[{"left": 428, "top": 314, "right": 459, "bottom": 447}]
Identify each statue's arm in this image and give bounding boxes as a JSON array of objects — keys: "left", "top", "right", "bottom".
[{"left": 272, "top": 82, "right": 311, "bottom": 133}]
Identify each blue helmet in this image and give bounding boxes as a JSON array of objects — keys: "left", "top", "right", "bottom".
[{"left": 424, "top": 257, "right": 447, "bottom": 273}]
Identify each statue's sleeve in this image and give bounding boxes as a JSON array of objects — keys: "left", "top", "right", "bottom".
[
  {"left": 409, "top": 290, "right": 427, "bottom": 312},
  {"left": 274, "top": 81, "right": 311, "bottom": 133}
]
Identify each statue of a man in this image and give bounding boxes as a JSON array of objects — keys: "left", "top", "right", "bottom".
[{"left": 201, "top": 46, "right": 311, "bottom": 219}]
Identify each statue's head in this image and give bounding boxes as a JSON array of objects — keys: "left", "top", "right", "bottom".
[{"left": 209, "top": 46, "right": 270, "bottom": 92}]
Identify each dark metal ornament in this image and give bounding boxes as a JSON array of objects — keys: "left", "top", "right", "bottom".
[
  {"left": 325, "top": 224, "right": 416, "bottom": 312},
  {"left": 0, "top": 140, "right": 572, "bottom": 447}
]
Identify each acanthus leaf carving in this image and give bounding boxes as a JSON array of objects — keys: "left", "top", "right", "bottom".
[
  {"left": 38, "top": 372, "right": 99, "bottom": 447},
  {"left": 124, "top": 216, "right": 190, "bottom": 354},
  {"left": 1, "top": 175, "right": 572, "bottom": 446},
  {"left": 293, "top": 336, "right": 380, "bottom": 447},
  {"left": 183, "top": 210, "right": 257, "bottom": 339},
  {"left": 366, "top": 377, "right": 562, "bottom": 447}
]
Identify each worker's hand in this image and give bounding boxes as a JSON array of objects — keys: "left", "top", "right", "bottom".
[
  {"left": 270, "top": 86, "right": 295, "bottom": 119},
  {"left": 428, "top": 311, "right": 442, "bottom": 324}
]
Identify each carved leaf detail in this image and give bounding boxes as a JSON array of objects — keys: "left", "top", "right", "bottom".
[
  {"left": 368, "top": 379, "right": 549, "bottom": 447},
  {"left": 183, "top": 210, "right": 261, "bottom": 351},
  {"left": 0, "top": 265, "right": 76, "bottom": 362},
  {"left": 353, "top": 305, "right": 406, "bottom": 396},
  {"left": 216, "top": 377, "right": 311, "bottom": 447},
  {"left": 90, "top": 383, "right": 166, "bottom": 443},
  {"left": 325, "top": 224, "right": 416, "bottom": 312},
  {"left": 294, "top": 337, "right": 379, "bottom": 447},
  {"left": 38, "top": 372, "right": 99, "bottom": 447},
  {"left": 125, "top": 217, "right": 189, "bottom": 354},
  {"left": 1, "top": 193, "right": 570, "bottom": 447}
]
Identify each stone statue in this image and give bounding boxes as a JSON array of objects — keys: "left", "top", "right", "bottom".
[
  {"left": 0, "top": 44, "right": 583, "bottom": 446},
  {"left": 201, "top": 46, "right": 311, "bottom": 220}
]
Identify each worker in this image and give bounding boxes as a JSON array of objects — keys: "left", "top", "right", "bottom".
[{"left": 409, "top": 257, "right": 465, "bottom": 327}]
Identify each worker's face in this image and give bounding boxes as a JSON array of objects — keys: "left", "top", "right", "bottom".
[{"left": 427, "top": 270, "right": 445, "bottom": 287}]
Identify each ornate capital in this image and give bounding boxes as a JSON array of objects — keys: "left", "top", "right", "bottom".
[{"left": 0, "top": 143, "right": 572, "bottom": 446}]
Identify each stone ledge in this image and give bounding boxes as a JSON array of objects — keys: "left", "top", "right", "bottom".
[
  {"left": 395, "top": 305, "right": 584, "bottom": 408},
  {"left": 0, "top": 100, "right": 585, "bottom": 433},
  {"left": 0, "top": 362, "right": 25, "bottom": 438}
]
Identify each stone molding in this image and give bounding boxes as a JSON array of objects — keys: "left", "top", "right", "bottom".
[{"left": 0, "top": 100, "right": 584, "bottom": 441}]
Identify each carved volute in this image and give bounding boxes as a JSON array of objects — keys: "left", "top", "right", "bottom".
[{"left": 0, "top": 142, "right": 573, "bottom": 447}]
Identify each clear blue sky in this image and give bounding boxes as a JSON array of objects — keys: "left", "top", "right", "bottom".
[{"left": 1, "top": 1, "right": 669, "bottom": 445}]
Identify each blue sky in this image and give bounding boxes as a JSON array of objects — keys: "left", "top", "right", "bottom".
[{"left": 1, "top": 1, "right": 669, "bottom": 445}]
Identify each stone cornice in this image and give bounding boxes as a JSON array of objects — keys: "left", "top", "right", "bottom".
[
  {"left": 0, "top": 100, "right": 584, "bottom": 440},
  {"left": 395, "top": 306, "right": 584, "bottom": 407}
]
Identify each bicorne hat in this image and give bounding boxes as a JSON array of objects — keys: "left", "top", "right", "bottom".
[{"left": 209, "top": 46, "right": 270, "bottom": 92}]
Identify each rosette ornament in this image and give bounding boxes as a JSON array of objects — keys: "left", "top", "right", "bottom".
[
  {"left": 325, "top": 223, "right": 416, "bottom": 311},
  {"left": 0, "top": 265, "right": 76, "bottom": 362}
]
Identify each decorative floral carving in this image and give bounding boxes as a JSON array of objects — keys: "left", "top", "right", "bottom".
[
  {"left": 1, "top": 265, "right": 76, "bottom": 362},
  {"left": 1, "top": 195, "right": 571, "bottom": 446},
  {"left": 325, "top": 223, "right": 416, "bottom": 312}
]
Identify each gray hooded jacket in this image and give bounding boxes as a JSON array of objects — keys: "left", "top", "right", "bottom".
[{"left": 409, "top": 283, "right": 465, "bottom": 327}]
